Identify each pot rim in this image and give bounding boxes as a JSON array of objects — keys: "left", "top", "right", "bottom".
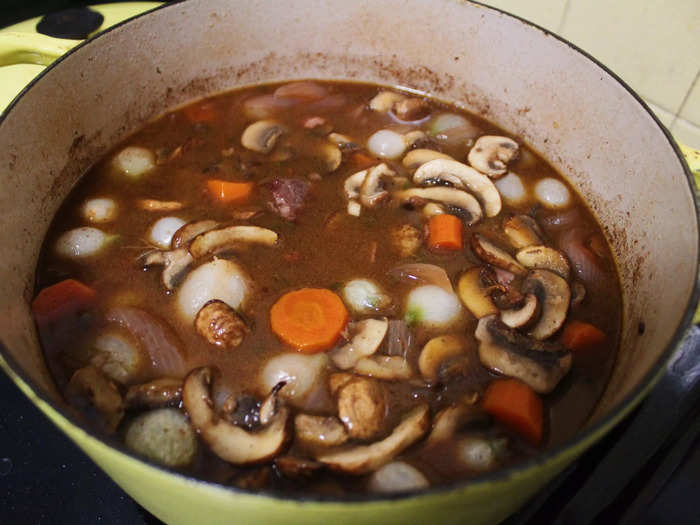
[{"left": 1, "top": 0, "right": 698, "bottom": 505}]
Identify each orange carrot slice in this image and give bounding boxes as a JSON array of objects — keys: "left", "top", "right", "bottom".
[
  {"left": 482, "top": 378, "right": 543, "bottom": 445},
  {"left": 427, "top": 214, "right": 463, "bottom": 251},
  {"left": 206, "top": 180, "right": 254, "bottom": 205},
  {"left": 32, "top": 279, "right": 97, "bottom": 326},
  {"left": 562, "top": 320, "right": 607, "bottom": 352}
]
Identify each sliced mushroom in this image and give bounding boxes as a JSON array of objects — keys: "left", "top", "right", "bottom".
[
  {"left": 402, "top": 149, "right": 453, "bottom": 170},
  {"left": 125, "top": 377, "right": 183, "bottom": 409},
  {"left": 389, "top": 224, "right": 423, "bottom": 258},
  {"left": 241, "top": 120, "right": 287, "bottom": 154},
  {"left": 425, "top": 399, "right": 482, "bottom": 446},
  {"left": 471, "top": 234, "right": 526, "bottom": 276},
  {"left": 344, "top": 170, "right": 367, "bottom": 201},
  {"left": 65, "top": 365, "right": 124, "bottom": 433},
  {"left": 457, "top": 267, "right": 499, "bottom": 319},
  {"left": 194, "top": 299, "right": 249, "bottom": 349},
  {"left": 502, "top": 215, "right": 544, "bottom": 249},
  {"left": 330, "top": 318, "right": 389, "bottom": 370},
  {"left": 402, "top": 130, "right": 427, "bottom": 149},
  {"left": 468, "top": 135, "right": 519, "bottom": 178},
  {"left": 294, "top": 414, "right": 349, "bottom": 448},
  {"left": 523, "top": 270, "right": 571, "bottom": 340},
  {"left": 360, "top": 163, "right": 395, "bottom": 208},
  {"left": 393, "top": 98, "right": 431, "bottom": 122},
  {"left": 500, "top": 293, "right": 540, "bottom": 329},
  {"left": 189, "top": 225, "right": 278, "bottom": 258},
  {"left": 354, "top": 355, "right": 413, "bottom": 381},
  {"left": 274, "top": 456, "right": 324, "bottom": 479},
  {"left": 319, "top": 141, "right": 342, "bottom": 172},
  {"left": 475, "top": 316, "right": 571, "bottom": 393},
  {"left": 396, "top": 187, "right": 483, "bottom": 225},
  {"left": 137, "top": 199, "right": 184, "bottom": 212},
  {"left": 183, "top": 367, "right": 290, "bottom": 465},
  {"left": 328, "top": 132, "right": 357, "bottom": 148},
  {"left": 418, "top": 335, "right": 465, "bottom": 382},
  {"left": 413, "top": 159, "right": 502, "bottom": 217},
  {"left": 516, "top": 246, "right": 571, "bottom": 280},
  {"left": 315, "top": 404, "right": 430, "bottom": 474},
  {"left": 142, "top": 247, "right": 193, "bottom": 290},
  {"left": 171, "top": 220, "right": 219, "bottom": 249},
  {"left": 336, "top": 376, "right": 387, "bottom": 440},
  {"left": 369, "top": 91, "right": 406, "bottom": 113},
  {"left": 571, "top": 281, "right": 586, "bottom": 307}
]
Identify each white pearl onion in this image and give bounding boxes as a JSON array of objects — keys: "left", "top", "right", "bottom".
[
  {"left": 81, "top": 197, "right": 117, "bottom": 223},
  {"left": 114, "top": 146, "right": 155, "bottom": 178},
  {"left": 535, "top": 178, "right": 571, "bottom": 208},
  {"left": 495, "top": 172, "right": 526, "bottom": 203},
  {"left": 55, "top": 227, "right": 111, "bottom": 258},
  {"left": 149, "top": 216, "right": 185, "bottom": 249},
  {"left": 367, "top": 129, "right": 406, "bottom": 159}
]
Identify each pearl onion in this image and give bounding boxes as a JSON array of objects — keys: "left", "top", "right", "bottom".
[
  {"left": 535, "top": 178, "right": 570, "bottom": 208},
  {"left": 55, "top": 227, "right": 111, "bottom": 258},
  {"left": 81, "top": 197, "right": 117, "bottom": 223},
  {"left": 149, "top": 217, "right": 185, "bottom": 249},
  {"left": 495, "top": 172, "right": 526, "bottom": 204},
  {"left": 367, "top": 129, "right": 406, "bottom": 159},
  {"left": 114, "top": 146, "right": 155, "bottom": 178}
]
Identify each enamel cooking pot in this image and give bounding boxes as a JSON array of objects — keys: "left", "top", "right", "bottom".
[{"left": 0, "top": 1, "right": 697, "bottom": 523}]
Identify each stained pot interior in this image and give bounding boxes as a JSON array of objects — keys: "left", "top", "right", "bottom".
[{"left": 0, "top": 0, "right": 696, "bottom": 438}]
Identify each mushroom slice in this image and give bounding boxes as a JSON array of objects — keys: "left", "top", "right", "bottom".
[
  {"left": 475, "top": 316, "right": 571, "bottom": 393},
  {"left": 457, "top": 267, "right": 499, "bottom": 319},
  {"left": 503, "top": 215, "right": 544, "bottom": 249},
  {"left": 66, "top": 366, "right": 124, "bottom": 433},
  {"left": 328, "top": 132, "right": 357, "bottom": 148},
  {"left": 468, "top": 135, "right": 519, "bottom": 178},
  {"left": 418, "top": 335, "right": 465, "bottom": 382},
  {"left": 189, "top": 225, "right": 278, "bottom": 258},
  {"left": 425, "top": 400, "right": 482, "bottom": 446},
  {"left": 183, "top": 367, "right": 290, "bottom": 465},
  {"left": 137, "top": 199, "right": 184, "bottom": 212},
  {"left": 274, "top": 456, "right": 324, "bottom": 479},
  {"left": 125, "top": 377, "right": 183, "bottom": 409},
  {"left": 369, "top": 91, "right": 406, "bottom": 113},
  {"left": 571, "top": 281, "right": 586, "bottom": 307},
  {"left": 516, "top": 246, "right": 571, "bottom": 280},
  {"left": 500, "top": 293, "right": 540, "bottom": 329},
  {"left": 354, "top": 355, "right": 413, "bottom": 381},
  {"left": 402, "top": 149, "right": 453, "bottom": 170},
  {"left": 194, "top": 299, "right": 249, "bottom": 349},
  {"left": 294, "top": 414, "right": 349, "bottom": 448},
  {"left": 315, "top": 404, "right": 430, "bottom": 475},
  {"left": 336, "top": 376, "right": 387, "bottom": 440},
  {"left": 402, "top": 130, "right": 427, "bottom": 148},
  {"left": 330, "top": 318, "right": 389, "bottom": 370},
  {"left": 171, "top": 220, "right": 219, "bottom": 249},
  {"left": 523, "top": 270, "right": 571, "bottom": 340},
  {"left": 413, "top": 159, "right": 501, "bottom": 217},
  {"left": 394, "top": 98, "right": 431, "bottom": 122},
  {"left": 471, "top": 234, "right": 527, "bottom": 276},
  {"left": 344, "top": 170, "right": 368, "bottom": 201},
  {"left": 241, "top": 120, "right": 287, "bottom": 153},
  {"left": 143, "top": 247, "right": 193, "bottom": 290},
  {"left": 320, "top": 141, "right": 342, "bottom": 172},
  {"left": 397, "top": 187, "right": 483, "bottom": 225},
  {"left": 360, "top": 163, "right": 396, "bottom": 208}
]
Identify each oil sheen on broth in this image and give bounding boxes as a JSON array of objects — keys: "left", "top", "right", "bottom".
[{"left": 33, "top": 80, "right": 621, "bottom": 495}]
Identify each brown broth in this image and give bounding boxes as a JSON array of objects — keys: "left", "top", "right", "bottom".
[{"left": 34, "top": 80, "right": 621, "bottom": 493}]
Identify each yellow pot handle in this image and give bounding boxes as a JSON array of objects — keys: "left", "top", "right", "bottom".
[{"left": 0, "top": 31, "right": 81, "bottom": 67}]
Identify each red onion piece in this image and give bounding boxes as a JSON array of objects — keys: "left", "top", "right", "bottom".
[
  {"left": 388, "top": 263, "right": 454, "bottom": 294},
  {"left": 105, "top": 306, "right": 188, "bottom": 378},
  {"left": 558, "top": 228, "right": 606, "bottom": 287},
  {"left": 274, "top": 81, "right": 328, "bottom": 102},
  {"left": 242, "top": 94, "right": 295, "bottom": 120},
  {"left": 385, "top": 319, "right": 414, "bottom": 359}
]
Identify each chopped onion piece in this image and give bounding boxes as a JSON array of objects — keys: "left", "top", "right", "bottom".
[
  {"left": 55, "top": 227, "right": 115, "bottom": 258},
  {"left": 369, "top": 461, "right": 429, "bottom": 493},
  {"left": 495, "top": 172, "right": 526, "bottom": 204},
  {"left": 149, "top": 216, "right": 186, "bottom": 249},
  {"left": 342, "top": 279, "right": 391, "bottom": 314},
  {"left": 535, "top": 178, "right": 570, "bottom": 208},
  {"left": 429, "top": 113, "right": 469, "bottom": 134},
  {"left": 389, "top": 263, "right": 454, "bottom": 294},
  {"left": 405, "top": 285, "right": 462, "bottom": 328},
  {"left": 260, "top": 353, "right": 328, "bottom": 406},
  {"left": 367, "top": 129, "right": 406, "bottom": 159},
  {"left": 114, "top": 146, "right": 156, "bottom": 178},
  {"left": 81, "top": 198, "right": 117, "bottom": 223}
]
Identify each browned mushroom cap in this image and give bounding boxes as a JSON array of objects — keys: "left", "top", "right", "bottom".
[
  {"left": 194, "top": 300, "right": 249, "bottom": 349},
  {"left": 475, "top": 316, "right": 571, "bottom": 394},
  {"left": 500, "top": 293, "right": 540, "bottom": 329},
  {"left": 354, "top": 355, "right": 413, "bottom": 381},
  {"left": 397, "top": 187, "right": 483, "bottom": 225},
  {"left": 66, "top": 365, "right": 124, "bottom": 432},
  {"left": 457, "top": 267, "right": 499, "bottom": 319},
  {"left": 468, "top": 135, "right": 519, "bottom": 177},
  {"left": 471, "top": 234, "right": 527, "bottom": 276},
  {"left": 183, "top": 367, "right": 290, "bottom": 465},
  {"left": 241, "top": 120, "right": 287, "bottom": 153},
  {"left": 330, "top": 318, "right": 389, "bottom": 370},
  {"left": 125, "top": 377, "right": 183, "bottom": 409},
  {"left": 336, "top": 376, "right": 387, "bottom": 440},
  {"left": 315, "top": 404, "right": 430, "bottom": 475},
  {"left": 142, "top": 247, "right": 193, "bottom": 290},
  {"left": 171, "top": 220, "right": 219, "bottom": 249},
  {"left": 294, "top": 414, "right": 349, "bottom": 448},
  {"left": 413, "top": 159, "right": 502, "bottom": 217},
  {"left": 418, "top": 335, "right": 465, "bottom": 382},
  {"left": 189, "top": 225, "right": 278, "bottom": 258},
  {"left": 402, "top": 149, "right": 453, "bottom": 170},
  {"left": 523, "top": 269, "right": 571, "bottom": 340},
  {"left": 502, "top": 215, "right": 544, "bottom": 249},
  {"left": 516, "top": 246, "right": 571, "bottom": 280}
]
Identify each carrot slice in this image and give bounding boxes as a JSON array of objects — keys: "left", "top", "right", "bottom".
[
  {"left": 427, "top": 214, "right": 463, "bottom": 251},
  {"left": 31, "top": 279, "right": 97, "bottom": 326},
  {"left": 270, "top": 288, "right": 348, "bottom": 353},
  {"left": 206, "top": 180, "right": 254, "bottom": 205},
  {"left": 482, "top": 378, "right": 543, "bottom": 445},
  {"left": 183, "top": 101, "right": 217, "bottom": 123},
  {"left": 352, "top": 152, "right": 376, "bottom": 169},
  {"left": 562, "top": 320, "right": 607, "bottom": 352}
]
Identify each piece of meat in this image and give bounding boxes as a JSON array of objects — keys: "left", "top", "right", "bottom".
[
  {"left": 268, "top": 178, "right": 311, "bottom": 221},
  {"left": 336, "top": 376, "right": 387, "bottom": 440}
]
